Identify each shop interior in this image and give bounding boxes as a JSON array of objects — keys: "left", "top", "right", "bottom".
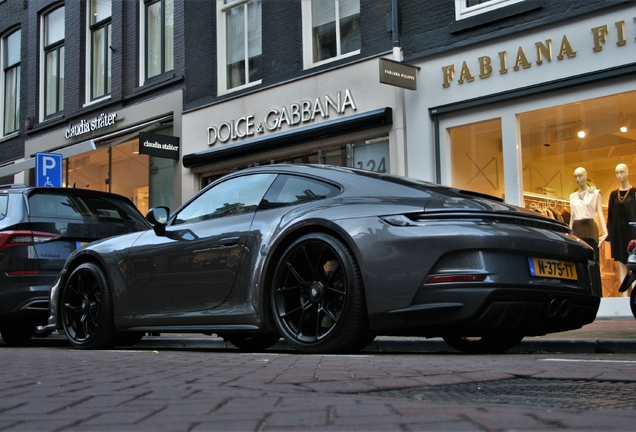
[{"left": 450, "top": 90, "right": 636, "bottom": 298}]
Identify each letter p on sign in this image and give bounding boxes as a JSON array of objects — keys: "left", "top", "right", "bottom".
[{"left": 36, "top": 152, "right": 63, "bottom": 187}]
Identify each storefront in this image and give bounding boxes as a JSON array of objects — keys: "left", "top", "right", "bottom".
[
  {"left": 180, "top": 59, "right": 401, "bottom": 200},
  {"left": 9, "top": 91, "right": 184, "bottom": 214},
  {"left": 408, "top": 5, "right": 636, "bottom": 315}
]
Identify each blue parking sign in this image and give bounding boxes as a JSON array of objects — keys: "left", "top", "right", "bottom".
[{"left": 36, "top": 152, "right": 63, "bottom": 187}]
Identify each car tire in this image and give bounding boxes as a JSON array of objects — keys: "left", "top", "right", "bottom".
[
  {"left": 223, "top": 334, "right": 281, "bottom": 351},
  {"left": 60, "top": 262, "right": 117, "bottom": 349},
  {"left": 443, "top": 335, "right": 524, "bottom": 354},
  {"left": 631, "top": 288, "right": 636, "bottom": 320},
  {"left": 271, "top": 233, "right": 370, "bottom": 354},
  {"left": 1, "top": 326, "right": 34, "bottom": 346}
]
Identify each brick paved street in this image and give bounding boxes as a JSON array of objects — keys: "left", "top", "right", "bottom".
[{"left": 1, "top": 319, "right": 636, "bottom": 431}]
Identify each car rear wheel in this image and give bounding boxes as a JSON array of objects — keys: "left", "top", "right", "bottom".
[
  {"left": 443, "top": 334, "right": 524, "bottom": 354},
  {"left": 1, "top": 326, "right": 34, "bottom": 346},
  {"left": 60, "top": 262, "right": 116, "bottom": 349},
  {"left": 223, "top": 334, "right": 281, "bottom": 351},
  {"left": 630, "top": 288, "right": 636, "bottom": 320},
  {"left": 271, "top": 233, "right": 370, "bottom": 354}
]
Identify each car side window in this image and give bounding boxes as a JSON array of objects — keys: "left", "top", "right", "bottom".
[
  {"left": 261, "top": 174, "right": 341, "bottom": 208},
  {"left": 0, "top": 194, "right": 7, "bottom": 219},
  {"left": 173, "top": 173, "right": 277, "bottom": 225}
]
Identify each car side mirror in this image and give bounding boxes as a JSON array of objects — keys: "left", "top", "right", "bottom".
[{"left": 146, "top": 206, "right": 169, "bottom": 236}]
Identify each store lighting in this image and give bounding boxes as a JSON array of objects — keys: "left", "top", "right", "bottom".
[
  {"left": 620, "top": 113, "right": 630, "bottom": 133},
  {"left": 577, "top": 122, "right": 589, "bottom": 138}
]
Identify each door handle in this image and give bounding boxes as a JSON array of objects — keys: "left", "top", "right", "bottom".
[{"left": 219, "top": 237, "right": 240, "bottom": 247}]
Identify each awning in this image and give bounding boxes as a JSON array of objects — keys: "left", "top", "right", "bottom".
[{"left": 182, "top": 107, "right": 393, "bottom": 169}]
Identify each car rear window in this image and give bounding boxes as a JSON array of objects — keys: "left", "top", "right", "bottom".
[
  {"left": 28, "top": 192, "right": 148, "bottom": 228},
  {"left": 0, "top": 194, "right": 7, "bottom": 220}
]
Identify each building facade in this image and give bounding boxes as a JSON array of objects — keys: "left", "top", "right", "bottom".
[
  {"left": 0, "top": 0, "right": 186, "bottom": 214},
  {"left": 0, "top": 0, "right": 632, "bottom": 314}
]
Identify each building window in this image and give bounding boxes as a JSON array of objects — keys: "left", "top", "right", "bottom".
[
  {"left": 302, "top": 0, "right": 360, "bottom": 68},
  {"left": 88, "top": 0, "right": 112, "bottom": 101},
  {"left": 218, "top": 0, "right": 262, "bottom": 92},
  {"left": 455, "top": 0, "right": 525, "bottom": 20},
  {"left": 144, "top": 0, "right": 174, "bottom": 82},
  {"left": 42, "top": 6, "right": 65, "bottom": 118},
  {"left": 3, "top": 29, "right": 20, "bottom": 135}
]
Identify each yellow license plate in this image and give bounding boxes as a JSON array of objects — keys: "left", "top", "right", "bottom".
[{"left": 528, "top": 257, "right": 578, "bottom": 280}]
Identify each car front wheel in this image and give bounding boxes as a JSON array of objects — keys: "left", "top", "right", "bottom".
[
  {"left": 271, "top": 233, "right": 371, "bottom": 354},
  {"left": 60, "top": 262, "right": 116, "bottom": 349}
]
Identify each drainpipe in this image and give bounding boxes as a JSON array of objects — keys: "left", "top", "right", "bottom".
[
  {"left": 392, "top": 0, "right": 400, "bottom": 61},
  {"left": 390, "top": 0, "right": 408, "bottom": 175}
]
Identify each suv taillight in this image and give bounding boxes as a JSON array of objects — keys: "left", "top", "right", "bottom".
[{"left": 0, "top": 230, "right": 61, "bottom": 248}]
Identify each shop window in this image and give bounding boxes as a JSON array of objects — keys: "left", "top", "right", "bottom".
[
  {"left": 42, "top": 6, "right": 65, "bottom": 119},
  {"left": 88, "top": 0, "right": 112, "bottom": 102},
  {"left": 449, "top": 118, "right": 504, "bottom": 199},
  {"left": 302, "top": 0, "right": 360, "bottom": 69},
  {"left": 455, "top": 0, "right": 525, "bottom": 20},
  {"left": 65, "top": 140, "right": 152, "bottom": 214},
  {"left": 519, "top": 91, "right": 636, "bottom": 298},
  {"left": 218, "top": 0, "right": 262, "bottom": 92},
  {"left": 2, "top": 28, "right": 20, "bottom": 135},
  {"left": 349, "top": 139, "right": 389, "bottom": 173},
  {"left": 142, "top": 0, "right": 174, "bottom": 83}
]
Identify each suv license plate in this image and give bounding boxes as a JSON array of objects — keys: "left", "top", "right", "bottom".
[{"left": 528, "top": 257, "right": 578, "bottom": 280}]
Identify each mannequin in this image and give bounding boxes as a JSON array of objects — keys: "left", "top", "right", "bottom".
[
  {"left": 569, "top": 167, "right": 607, "bottom": 297},
  {"left": 607, "top": 163, "right": 636, "bottom": 293}
]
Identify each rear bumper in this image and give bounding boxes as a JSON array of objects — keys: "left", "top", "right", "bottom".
[
  {"left": 369, "top": 286, "right": 600, "bottom": 337},
  {"left": 0, "top": 279, "right": 53, "bottom": 326}
]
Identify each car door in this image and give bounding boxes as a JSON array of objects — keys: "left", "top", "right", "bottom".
[{"left": 122, "top": 173, "right": 277, "bottom": 320}]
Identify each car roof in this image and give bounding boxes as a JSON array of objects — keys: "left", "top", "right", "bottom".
[{"left": 0, "top": 184, "right": 132, "bottom": 201}]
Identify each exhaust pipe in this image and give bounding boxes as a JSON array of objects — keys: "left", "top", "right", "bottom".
[{"left": 547, "top": 298, "right": 570, "bottom": 318}]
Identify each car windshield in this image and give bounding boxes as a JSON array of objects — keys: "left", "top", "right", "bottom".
[{"left": 28, "top": 192, "right": 148, "bottom": 229}]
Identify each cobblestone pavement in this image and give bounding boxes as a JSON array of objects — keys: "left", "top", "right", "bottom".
[{"left": 1, "top": 319, "right": 635, "bottom": 431}]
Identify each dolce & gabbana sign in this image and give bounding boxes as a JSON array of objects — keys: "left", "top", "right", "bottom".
[
  {"left": 207, "top": 89, "right": 357, "bottom": 146},
  {"left": 65, "top": 112, "right": 117, "bottom": 139}
]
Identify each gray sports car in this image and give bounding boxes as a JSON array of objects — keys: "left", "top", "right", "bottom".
[{"left": 47, "top": 164, "right": 600, "bottom": 353}]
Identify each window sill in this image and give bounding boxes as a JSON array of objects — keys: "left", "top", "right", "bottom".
[
  {"left": 0, "top": 131, "right": 19, "bottom": 143},
  {"left": 219, "top": 80, "right": 262, "bottom": 97},
  {"left": 305, "top": 50, "right": 361, "bottom": 70},
  {"left": 135, "top": 72, "right": 184, "bottom": 97},
  {"left": 83, "top": 95, "right": 112, "bottom": 108},
  {"left": 450, "top": 0, "right": 543, "bottom": 33}
]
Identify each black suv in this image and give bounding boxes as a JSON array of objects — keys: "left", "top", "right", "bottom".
[{"left": 0, "top": 185, "right": 150, "bottom": 346}]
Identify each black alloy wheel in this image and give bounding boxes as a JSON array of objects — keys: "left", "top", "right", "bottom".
[
  {"left": 631, "top": 288, "right": 636, "bottom": 319},
  {"left": 223, "top": 333, "right": 281, "bottom": 351},
  {"left": 60, "top": 262, "right": 116, "bottom": 349},
  {"left": 271, "top": 233, "right": 372, "bottom": 354},
  {"left": 443, "top": 334, "right": 524, "bottom": 354}
]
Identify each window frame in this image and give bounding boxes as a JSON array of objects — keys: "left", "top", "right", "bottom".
[
  {"left": 140, "top": 0, "right": 174, "bottom": 85},
  {"left": 86, "top": 0, "right": 112, "bottom": 104},
  {"left": 455, "top": 0, "right": 526, "bottom": 21},
  {"left": 40, "top": 6, "right": 65, "bottom": 121},
  {"left": 216, "top": 0, "right": 263, "bottom": 95},
  {"left": 301, "top": 0, "right": 361, "bottom": 70},
  {"left": 2, "top": 28, "right": 20, "bottom": 136}
]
